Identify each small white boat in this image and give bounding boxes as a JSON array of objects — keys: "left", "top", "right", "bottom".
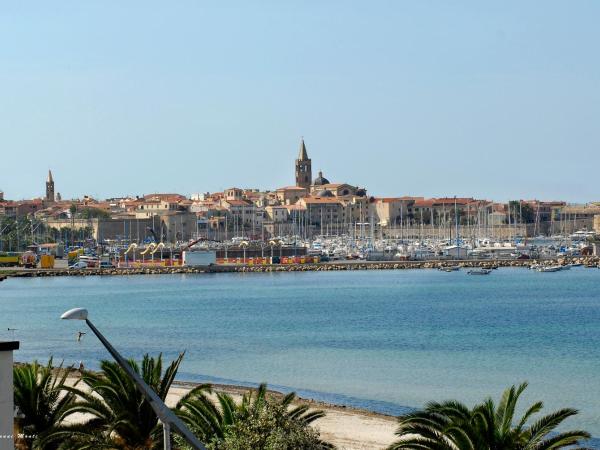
[
  {"left": 537, "top": 265, "right": 562, "bottom": 272},
  {"left": 440, "top": 265, "right": 460, "bottom": 272},
  {"left": 467, "top": 268, "right": 492, "bottom": 275}
]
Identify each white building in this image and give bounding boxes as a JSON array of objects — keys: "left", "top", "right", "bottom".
[{"left": 0, "top": 341, "right": 18, "bottom": 450}]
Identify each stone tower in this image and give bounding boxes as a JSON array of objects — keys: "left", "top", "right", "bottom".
[
  {"left": 46, "top": 170, "right": 55, "bottom": 203},
  {"left": 295, "top": 138, "right": 312, "bottom": 189}
]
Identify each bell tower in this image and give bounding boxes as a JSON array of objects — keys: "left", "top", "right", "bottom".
[
  {"left": 46, "top": 170, "right": 55, "bottom": 203},
  {"left": 295, "top": 138, "right": 312, "bottom": 189}
]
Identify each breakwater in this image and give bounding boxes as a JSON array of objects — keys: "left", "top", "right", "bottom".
[{"left": 2, "top": 256, "right": 599, "bottom": 278}]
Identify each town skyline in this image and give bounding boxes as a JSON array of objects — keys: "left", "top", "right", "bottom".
[
  {"left": 0, "top": 141, "right": 592, "bottom": 205},
  {"left": 2, "top": 139, "right": 599, "bottom": 250}
]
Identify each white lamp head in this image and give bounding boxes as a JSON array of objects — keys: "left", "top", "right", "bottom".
[{"left": 61, "top": 307, "right": 89, "bottom": 320}]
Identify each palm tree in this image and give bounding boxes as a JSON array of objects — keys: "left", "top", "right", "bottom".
[
  {"left": 48, "top": 352, "right": 205, "bottom": 449},
  {"left": 177, "top": 383, "right": 332, "bottom": 448},
  {"left": 13, "top": 358, "right": 77, "bottom": 450},
  {"left": 388, "top": 382, "right": 591, "bottom": 450}
]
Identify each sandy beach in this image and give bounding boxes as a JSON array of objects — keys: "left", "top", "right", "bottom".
[
  {"left": 167, "top": 382, "right": 398, "bottom": 450},
  {"left": 62, "top": 374, "right": 397, "bottom": 450}
]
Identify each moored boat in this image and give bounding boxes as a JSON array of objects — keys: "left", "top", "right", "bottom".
[
  {"left": 439, "top": 265, "right": 461, "bottom": 272},
  {"left": 537, "top": 265, "right": 562, "bottom": 272},
  {"left": 467, "top": 268, "right": 492, "bottom": 275}
]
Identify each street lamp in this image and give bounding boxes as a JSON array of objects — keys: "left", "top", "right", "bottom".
[
  {"left": 60, "top": 308, "right": 206, "bottom": 450},
  {"left": 240, "top": 241, "right": 249, "bottom": 264}
]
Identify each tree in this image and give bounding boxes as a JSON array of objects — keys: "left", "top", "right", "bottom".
[
  {"left": 388, "top": 382, "right": 590, "bottom": 450},
  {"left": 13, "top": 359, "right": 77, "bottom": 450},
  {"left": 177, "top": 383, "right": 332, "bottom": 450},
  {"left": 49, "top": 352, "right": 205, "bottom": 449},
  {"left": 509, "top": 201, "right": 536, "bottom": 224},
  {"left": 79, "top": 207, "right": 110, "bottom": 219}
]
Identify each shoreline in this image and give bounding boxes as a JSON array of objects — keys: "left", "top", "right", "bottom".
[
  {"left": 168, "top": 379, "right": 399, "bottom": 449},
  {"left": 1, "top": 256, "right": 598, "bottom": 279},
  {"left": 46, "top": 364, "right": 398, "bottom": 450}
]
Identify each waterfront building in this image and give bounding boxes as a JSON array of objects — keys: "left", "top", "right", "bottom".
[
  {"left": 372, "top": 197, "right": 422, "bottom": 228},
  {"left": 557, "top": 204, "right": 600, "bottom": 232},
  {"left": 298, "top": 196, "right": 346, "bottom": 236}
]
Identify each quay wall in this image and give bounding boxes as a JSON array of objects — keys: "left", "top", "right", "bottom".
[{"left": 2, "top": 256, "right": 598, "bottom": 279}]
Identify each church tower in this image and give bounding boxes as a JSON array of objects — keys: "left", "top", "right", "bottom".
[
  {"left": 46, "top": 170, "right": 55, "bottom": 203},
  {"left": 295, "top": 138, "right": 312, "bottom": 189}
]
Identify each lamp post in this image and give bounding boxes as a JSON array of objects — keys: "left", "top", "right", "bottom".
[
  {"left": 60, "top": 308, "right": 206, "bottom": 450},
  {"left": 240, "top": 241, "right": 248, "bottom": 264}
]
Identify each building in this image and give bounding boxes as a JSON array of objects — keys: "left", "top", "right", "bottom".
[
  {"left": 0, "top": 341, "right": 19, "bottom": 450},
  {"left": 46, "top": 170, "right": 55, "bottom": 203},
  {"left": 275, "top": 186, "right": 308, "bottom": 205},
  {"left": 159, "top": 212, "right": 198, "bottom": 242},
  {"left": 311, "top": 182, "right": 360, "bottom": 198},
  {"left": 265, "top": 205, "right": 289, "bottom": 223},
  {"left": 298, "top": 196, "right": 346, "bottom": 235},
  {"left": 372, "top": 197, "right": 421, "bottom": 227},
  {"left": 295, "top": 138, "right": 312, "bottom": 189},
  {"left": 594, "top": 214, "right": 600, "bottom": 234},
  {"left": 135, "top": 198, "right": 182, "bottom": 219}
]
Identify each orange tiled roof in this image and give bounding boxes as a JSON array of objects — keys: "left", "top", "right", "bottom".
[
  {"left": 277, "top": 186, "right": 307, "bottom": 191},
  {"left": 302, "top": 197, "right": 343, "bottom": 205}
]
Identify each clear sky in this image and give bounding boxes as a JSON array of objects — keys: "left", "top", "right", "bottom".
[{"left": 1, "top": 1, "right": 598, "bottom": 203}]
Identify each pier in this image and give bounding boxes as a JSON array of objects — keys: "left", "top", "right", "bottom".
[{"left": 1, "top": 256, "right": 598, "bottom": 279}]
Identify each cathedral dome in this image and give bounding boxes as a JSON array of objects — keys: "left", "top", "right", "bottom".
[
  {"left": 313, "top": 171, "right": 330, "bottom": 186},
  {"left": 315, "top": 189, "right": 334, "bottom": 198}
]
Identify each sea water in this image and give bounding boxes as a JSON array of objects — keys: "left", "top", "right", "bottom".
[{"left": 1, "top": 268, "right": 599, "bottom": 444}]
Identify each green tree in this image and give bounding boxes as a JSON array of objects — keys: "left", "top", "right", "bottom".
[
  {"left": 509, "top": 201, "right": 536, "bottom": 223},
  {"left": 13, "top": 358, "right": 77, "bottom": 450},
  {"left": 388, "top": 382, "right": 590, "bottom": 450},
  {"left": 79, "top": 208, "right": 110, "bottom": 219},
  {"left": 177, "top": 383, "right": 332, "bottom": 449},
  {"left": 49, "top": 352, "right": 204, "bottom": 449}
]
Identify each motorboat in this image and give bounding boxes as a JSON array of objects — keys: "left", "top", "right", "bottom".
[
  {"left": 439, "top": 265, "right": 460, "bottom": 272},
  {"left": 537, "top": 265, "right": 562, "bottom": 272},
  {"left": 467, "top": 268, "right": 492, "bottom": 275}
]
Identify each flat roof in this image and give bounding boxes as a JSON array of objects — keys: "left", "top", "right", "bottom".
[{"left": 0, "top": 341, "right": 19, "bottom": 351}]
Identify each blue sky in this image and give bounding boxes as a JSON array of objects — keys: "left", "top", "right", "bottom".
[{"left": 1, "top": 1, "right": 598, "bottom": 202}]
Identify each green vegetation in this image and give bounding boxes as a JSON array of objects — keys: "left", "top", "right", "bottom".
[
  {"left": 509, "top": 200, "right": 536, "bottom": 223},
  {"left": 13, "top": 359, "right": 77, "bottom": 450},
  {"left": 78, "top": 207, "right": 110, "bottom": 219},
  {"left": 388, "top": 382, "right": 590, "bottom": 450},
  {"left": 12, "top": 359, "right": 591, "bottom": 450},
  {"left": 46, "top": 352, "right": 202, "bottom": 449},
  {"left": 177, "top": 383, "right": 332, "bottom": 450},
  {"left": 0, "top": 216, "right": 94, "bottom": 251},
  {"left": 20, "top": 354, "right": 330, "bottom": 449}
]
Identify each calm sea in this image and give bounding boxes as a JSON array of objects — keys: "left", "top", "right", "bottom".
[{"left": 1, "top": 268, "right": 599, "bottom": 445}]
